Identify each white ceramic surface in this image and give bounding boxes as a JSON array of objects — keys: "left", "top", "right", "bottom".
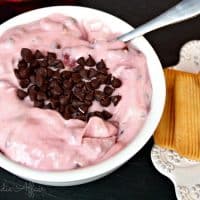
[
  {"left": 151, "top": 40, "right": 200, "bottom": 200},
  {"left": 0, "top": 6, "right": 165, "bottom": 186}
]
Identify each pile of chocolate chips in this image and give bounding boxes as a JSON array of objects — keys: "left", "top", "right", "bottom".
[{"left": 14, "top": 48, "right": 122, "bottom": 121}]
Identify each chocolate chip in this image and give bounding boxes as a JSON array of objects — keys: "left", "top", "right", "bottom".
[
  {"left": 18, "top": 67, "right": 30, "bottom": 79},
  {"left": 85, "top": 92, "right": 94, "bottom": 101},
  {"left": 59, "top": 105, "right": 65, "bottom": 113},
  {"left": 54, "top": 60, "right": 65, "bottom": 69},
  {"left": 111, "top": 77, "right": 122, "bottom": 88},
  {"left": 34, "top": 50, "right": 44, "bottom": 59},
  {"left": 85, "top": 100, "right": 93, "bottom": 107},
  {"left": 21, "top": 48, "right": 33, "bottom": 63},
  {"left": 61, "top": 71, "right": 71, "bottom": 79},
  {"left": 96, "top": 59, "right": 108, "bottom": 73},
  {"left": 102, "top": 110, "right": 112, "bottom": 120},
  {"left": 111, "top": 95, "right": 122, "bottom": 106},
  {"left": 18, "top": 59, "right": 27, "bottom": 68},
  {"left": 19, "top": 78, "right": 30, "bottom": 88},
  {"left": 88, "top": 111, "right": 103, "bottom": 119},
  {"left": 63, "top": 79, "right": 73, "bottom": 89},
  {"left": 55, "top": 43, "right": 61, "bottom": 49},
  {"left": 35, "top": 74, "right": 44, "bottom": 87},
  {"left": 73, "top": 87, "right": 85, "bottom": 101},
  {"left": 106, "top": 74, "right": 112, "bottom": 84},
  {"left": 49, "top": 79, "right": 60, "bottom": 88},
  {"left": 73, "top": 65, "right": 84, "bottom": 72},
  {"left": 47, "top": 68, "right": 54, "bottom": 78},
  {"left": 100, "top": 68, "right": 108, "bottom": 74},
  {"left": 53, "top": 59, "right": 62, "bottom": 65},
  {"left": 96, "top": 59, "right": 106, "bottom": 69},
  {"left": 36, "top": 91, "right": 47, "bottom": 101},
  {"left": 104, "top": 86, "right": 114, "bottom": 96},
  {"left": 90, "top": 79, "right": 101, "bottom": 89},
  {"left": 52, "top": 70, "right": 61, "bottom": 80},
  {"left": 28, "top": 84, "right": 39, "bottom": 93},
  {"left": 30, "top": 60, "right": 39, "bottom": 69},
  {"left": 88, "top": 68, "right": 98, "bottom": 78},
  {"left": 40, "top": 83, "right": 48, "bottom": 92},
  {"left": 94, "top": 90, "right": 105, "bottom": 101},
  {"left": 64, "top": 89, "right": 71, "bottom": 96},
  {"left": 50, "top": 99, "right": 60, "bottom": 109},
  {"left": 86, "top": 112, "right": 93, "bottom": 119},
  {"left": 55, "top": 107, "right": 60, "bottom": 112},
  {"left": 14, "top": 69, "right": 21, "bottom": 79},
  {"left": 28, "top": 91, "right": 37, "bottom": 101},
  {"left": 100, "top": 96, "right": 111, "bottom": 107},
  {"left": 35, "top": 67, "right": 47, "bottom": 77},
  {"left": 77, "top": 57, "right": 86, "bottom": 66},
  {"left": 80, "top": 69, "right": 89, "bottom": 79},
  {"left": 85, "top": 82, "right": 93, "bottom": 91},
  {"left": 34, "top": 100, "right": 44, "bottom": 108},
  {"left": 28, "top": 67, "right": 35, "bottom": 77},
  {"left": 76, "top": 115, "right": 87, "bottom": 121},
  {"left": 71, "top": 111, "right": 86, "bottom": 121},
  {"left": 29, "top": 75, "right": 35, "bottom": 84},
  {"left": 71, "top": 111, "right": 80, "bottom": 119},
  {"left": 65, "top": 105, "right": 76, "bottom": 114},
  {"left": 16, "top": 89, "right": 27, "bottom": 100},
  {"left": 123, "top": 46, "right": 129, "bottom": 51},
  {"left": 44, "top": 103, "right": 52, "bottom": 109},
  {"left": 71, "top": 72, "right": 81, "bottom": 83},
  {"left": 47, "top": 90, "right": 52, "bottom": 98},
  {"left": 86, "top": 55, "right": 96, "bottom": 66},
  {"left": 75, "top": 81, "right": 84, "bottom": 88},
  {"left": 96, "top": 73, "right": 108, "bottom": 84},
  {"left": 51, "top": 85, "right": 63, "bottom": 97},
  {"left": 94, "top": 111, "right": 103, "bottom": 118},
  {"left": 62, "top": 112, "right": 71, "bottom": 120},
  {"left": 60, "top": 95, "right": 70, "bottom": 105},
  {"left": 39, "top": 59, "right": 48, "bottom": 68},
  {"left": 47, "top": 52, "right": 56, "bottom": 61},
  {"left": 79, "top": 104, "right": 88, "bottom": 113},
  {"left": 72, "top": 99, "right": 83, "bottom": 108},
  {"left": 28, "top": 85, "right": 39, "bottom": 101},
  {"left": 48, "top": 58, "right": 58, "bottom": 66}
]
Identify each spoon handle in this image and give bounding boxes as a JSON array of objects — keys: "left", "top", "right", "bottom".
[{"left": 118, "top": 0, "right": 200, "bottom": 42}]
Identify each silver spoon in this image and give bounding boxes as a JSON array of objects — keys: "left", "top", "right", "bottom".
[{"left": 118, "top": 0, "right": 200, "bottom": 42}]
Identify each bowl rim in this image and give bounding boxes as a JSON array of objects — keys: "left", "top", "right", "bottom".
[{"left": 0, "top": 5, "right": 166, "bottom": 183}]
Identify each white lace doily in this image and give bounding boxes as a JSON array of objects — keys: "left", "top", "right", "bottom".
[{"left": 151, "top": 40, "right": 200, "bottom": 200}]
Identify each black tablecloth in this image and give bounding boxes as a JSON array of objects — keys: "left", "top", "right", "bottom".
[{"left": 0, "top": 0, "right": 200, "bottom": 199}]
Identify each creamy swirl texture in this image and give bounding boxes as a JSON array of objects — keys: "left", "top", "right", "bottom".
[{"left": 0, "top": 14, "right": 152, "bottom": 170}]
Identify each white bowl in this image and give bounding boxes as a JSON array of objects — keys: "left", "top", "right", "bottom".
[{"left": 0, "top": 6, "right": 165, "bottom": 186}]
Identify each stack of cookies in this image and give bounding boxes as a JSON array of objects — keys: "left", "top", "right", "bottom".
[{"left": 154, "top": 69, "right": 200, "bottom": 160}]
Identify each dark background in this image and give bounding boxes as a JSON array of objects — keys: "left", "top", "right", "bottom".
[{"left": 0, "top": 0, "right": 199, "bottom": 199}]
